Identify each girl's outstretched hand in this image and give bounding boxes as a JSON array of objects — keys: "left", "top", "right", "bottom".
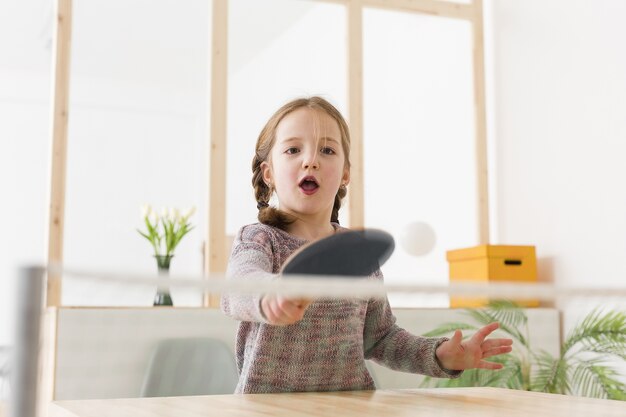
[
  {"left": 261, "top": 295, "right": 312, "bottom": 325},
  {"left": 435, "top": 322, "right": 513, "bottom": 371}
]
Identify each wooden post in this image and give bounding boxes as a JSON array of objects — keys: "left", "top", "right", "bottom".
[
  {"left": 471, "top": 0, "right": 490, "bottom": 244},
  {"left": 205, "top": 0, "right": 228, "bottom": 307},
  {"left": 347, "top": 0, "right": 365, "bottom": 228},
  {"left": 46, "top": 0, "right": 73, "bottom": 307}
]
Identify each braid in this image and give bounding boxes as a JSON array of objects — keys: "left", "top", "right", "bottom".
[
  {"left": 330, "top": 185, "right": 347, "bottom": 224},
  {"left": 251, "top": 154, "right": 295, "bottom": 230},
  {"left": 251, "top": 155, "right": 269, "bottom": 205}
]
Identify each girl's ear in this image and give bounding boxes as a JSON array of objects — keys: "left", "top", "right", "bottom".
[
  {"left": 342, "top": 167, "right": 350, "bottom": 187},
  {"left": 261, "top": 161, "right": 273, "bottom": 186}
]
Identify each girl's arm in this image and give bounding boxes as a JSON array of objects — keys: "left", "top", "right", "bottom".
[
  {"left": 220, "top": 225, "right": 311, "bottom": 324},
  {"left": 220, "top": 228, "right": 276, "bottom": 323},
  {"left": 362, "top": 272, "right": 461, "bottom": 378}
]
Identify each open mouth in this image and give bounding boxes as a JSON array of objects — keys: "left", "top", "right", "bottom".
[{"left": 299, "top": 176, "right": 319, "bottom": 193}]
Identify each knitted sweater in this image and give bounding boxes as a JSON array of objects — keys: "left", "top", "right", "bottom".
[{"left": 221, "top": 223, "right": 459, "bottom": 394}]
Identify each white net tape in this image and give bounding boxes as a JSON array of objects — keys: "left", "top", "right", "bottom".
[{"left": 52, "top": 264, "right": 626, "bottom": 301}]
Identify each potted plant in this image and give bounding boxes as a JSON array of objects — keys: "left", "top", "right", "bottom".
[
  {"left": 137, "top": 205, "right": 195, "bottom": 306},
  {"left": 421, "top": 301, "right": 626, "bottom": 400}
]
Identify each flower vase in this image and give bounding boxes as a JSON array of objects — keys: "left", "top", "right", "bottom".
[{"left": 154, "top": 254, "right": 174, "bottom": 306}]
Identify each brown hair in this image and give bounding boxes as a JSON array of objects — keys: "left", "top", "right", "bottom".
[{"left": 252, "top": 96, "right": 351, "bottom": 230}]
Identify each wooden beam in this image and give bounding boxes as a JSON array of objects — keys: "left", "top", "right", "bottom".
[
  {"left": 347, "top": 1, "right": 365, "bottom": 228},
  {"left": 46, "top": 0, "right": 73, "bottom": 307},
  {"left": 362, "top": 0, "right": 473, "bottom": 20},
  {"left": 205, "top": 0, "right": 228, "bottom": 307},
  {"left": 471, "top": 0, "right": 490, "bottom": 244},
  {"left": 42, "top": 307, "right": 59, "bottom": 402}
]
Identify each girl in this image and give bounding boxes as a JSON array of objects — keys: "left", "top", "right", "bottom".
[{"left": 221, "top": 96, "right": 512, "bottom": 394}]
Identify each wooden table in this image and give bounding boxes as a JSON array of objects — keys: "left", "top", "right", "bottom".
[{"left": 48, "top": 388, "right": 625, "bottom": 417}]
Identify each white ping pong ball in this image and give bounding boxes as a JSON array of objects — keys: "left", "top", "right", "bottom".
[{"left": 400, "top": 222, "right": 436, "bottom": 256}]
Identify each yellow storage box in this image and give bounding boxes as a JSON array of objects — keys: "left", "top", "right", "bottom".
[{"left": 446, "top": 245, "right": 537, "bottom": 307}]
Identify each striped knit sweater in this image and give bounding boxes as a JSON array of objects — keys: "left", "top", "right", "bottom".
[{"left": 221, "top": 223, "right": 460, "bottom": 394}]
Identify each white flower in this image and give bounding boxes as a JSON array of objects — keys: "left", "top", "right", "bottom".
[
  {"left": 141, "top": 204, "right": 152, "bottom": 218},
  {"left": 183, "top": 206, "right": 196, "bottom": 219}
]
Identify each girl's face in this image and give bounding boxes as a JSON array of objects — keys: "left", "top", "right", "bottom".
[{"left": 261, "top": 107, "right": 349, "bottom": 222}]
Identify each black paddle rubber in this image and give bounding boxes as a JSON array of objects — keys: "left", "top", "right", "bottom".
[{"left": 282, "top": 229, "right": 395, "bottom": 278}]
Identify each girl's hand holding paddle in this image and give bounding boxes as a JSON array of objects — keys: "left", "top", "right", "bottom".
[{"left": 261, "top": 295, "right": 312, "bottom": 325}]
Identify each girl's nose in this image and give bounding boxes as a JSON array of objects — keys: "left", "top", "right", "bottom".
[{"left": 303, "top": 154, "right": 320, "bottom": 170}]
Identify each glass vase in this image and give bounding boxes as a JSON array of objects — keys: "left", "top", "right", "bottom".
[{"left": 154, "top": 254, "right": 174, "bottom": 306}]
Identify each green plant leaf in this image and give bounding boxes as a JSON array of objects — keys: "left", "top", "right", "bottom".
[
  {"left": 138, "top": 206, "right": 194, "bottom": 256},
  {"left": 144, "top": 217, "right": 158, "bottom": 238},
  {"left": 571, "top": 358, "right": 626, "bottom": 400},
  {"left": 420, "top": 353, "right": 525, "bottom": 390},
  {"left": 136, "top": 229, "right": 152, "bottom": 242},
  {"left": 531, "top": 350, "right": 570, "bottom": 394},
  {"left": 464, "top": 308, "right": 528, "bottom": 348},
  {"left": 483, "top": 353, "right": 525, "bottom": 390},
  {"left": 562, "top": 309, "right": 626, "bottom": 357},
  {"left": 420, "top": 307, "right": 626, "bottom": 400},
  {"left": 485, "top": 300, "right": 528, "bottom": 327},
  {"left": 173, "top": 223, "right": 191, "bottom": 249},
  {"left": 579, "top": 334, "right": 626, "bottom": 362},
  {"left": 165, "top": 219, "right": 176, "bottom": 254}
]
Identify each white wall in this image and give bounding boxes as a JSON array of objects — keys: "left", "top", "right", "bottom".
[
  {"left": 487, "top": 0, "right": 626, "bottom": 323},
  {"left": 490, "top": 0, "right": 626, "bottom": 287},
  {"left": 0, "top": 0, "right": 52, "bottom": 346}
]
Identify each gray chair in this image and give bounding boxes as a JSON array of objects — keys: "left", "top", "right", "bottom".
[{"left": 140, "top": 337, "right": 239, "bottom": 397}]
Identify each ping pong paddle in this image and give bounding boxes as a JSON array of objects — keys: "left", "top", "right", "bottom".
[{"left": 281, "top": 229, "right": 395, "bottom": 278}]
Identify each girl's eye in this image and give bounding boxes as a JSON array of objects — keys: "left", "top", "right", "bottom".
[
  {"left": 321, "top": 147, "right": 336, "bottom": 155},
  {"left": 285, "top": 147, "right": 300, "bottom": 155}
]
